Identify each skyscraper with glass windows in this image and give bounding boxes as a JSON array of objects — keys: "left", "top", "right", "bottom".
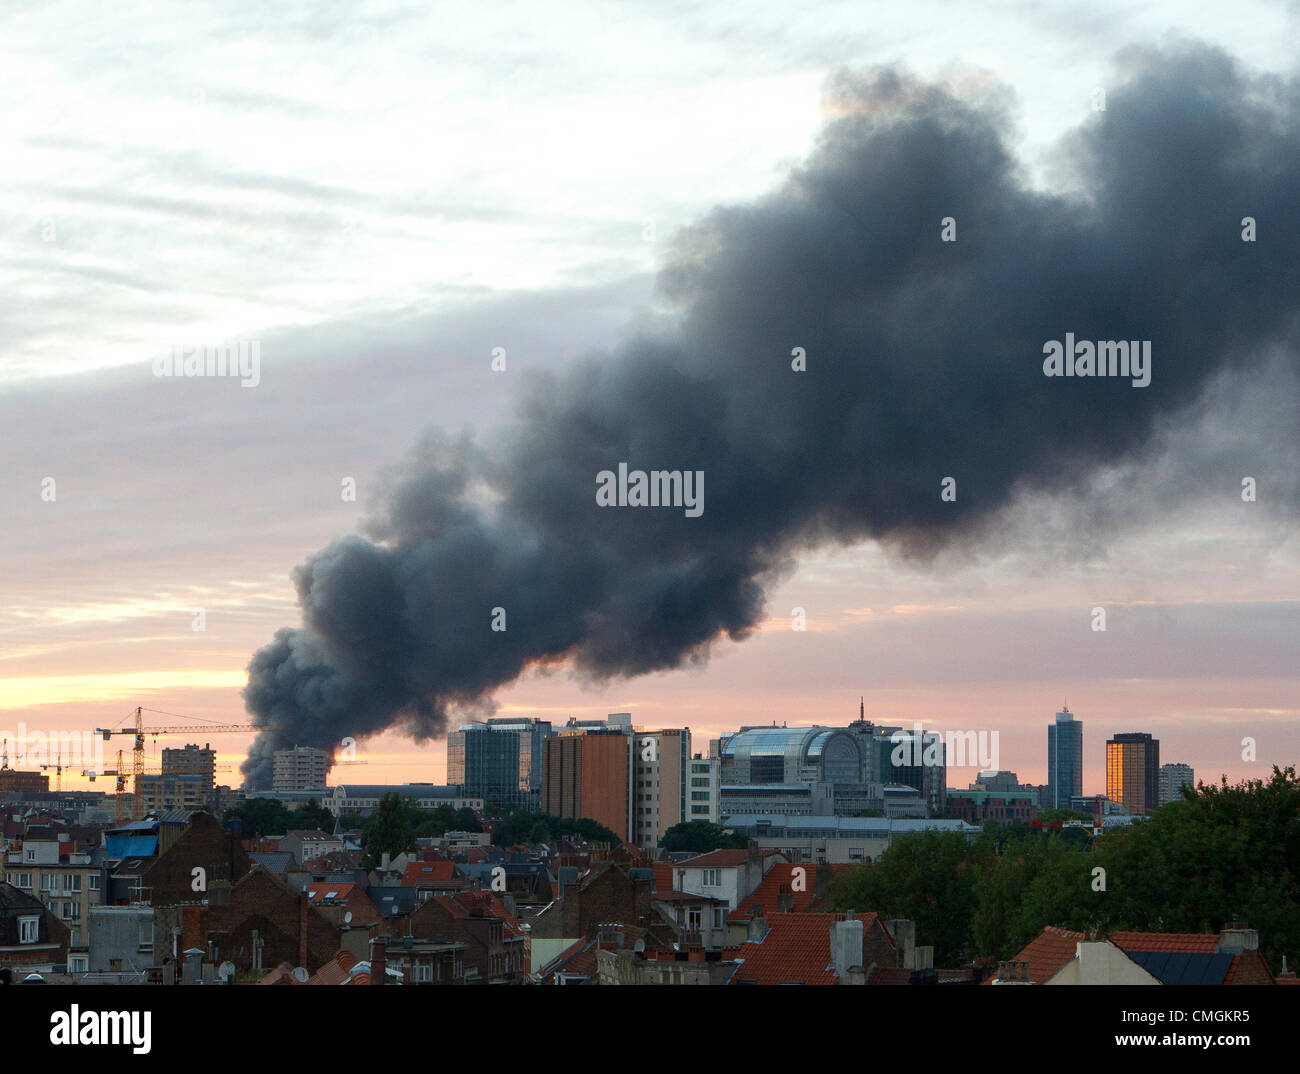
[
  {"left": 1047, "top": 707, "right": 1083, "bottom": 810},
  {"left": 446, "top": 717, "right": 552, "bottom": 809}
]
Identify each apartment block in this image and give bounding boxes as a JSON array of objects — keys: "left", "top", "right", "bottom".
[{"left": 273, "top": 746, "right": 331, "bottom": 792}]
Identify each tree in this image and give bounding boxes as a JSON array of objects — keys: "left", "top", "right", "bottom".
[
  {"left": 362, "top": 793, "right": 417, "bottom": 869},
  {"left": 829, "top": 830, "right": 993, "bottom": 964},
  {"left": 489, "top": 809, "right": 622, "bottom": 848},
  {"left": 826, "top": 768, "right": 1300, "bottom": 973},
  {"left": 295, "top": 799, "right": 337, "bottom": 833},
  {"left": 660, "top": 820, "right": 747, "bottom": 853},
  {"left": 223, "top": 797, "right": 336, "bottom": 840}
]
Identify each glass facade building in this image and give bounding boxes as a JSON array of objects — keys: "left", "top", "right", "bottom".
[
  {"left": 1106, "top": 732, "right": 1160, "bottom": 816},
  {"left": 446, "top": 718, "right": 552, "bottom": 810},
  {"left": 1047, "top": 708, "right": 1083, "bottom": 810}
]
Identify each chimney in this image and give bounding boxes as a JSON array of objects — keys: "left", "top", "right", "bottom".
[
  {"left": 1218, "top": 925, "right": 1259, "bottom": 954},
  {"left": 370, "top": 935, "right": 387, "bottom": 986},
  {"left": 1077, "top": 940, "right": 1111, "bottom": 985},
  {"left": 298, "top": 892, "right": 308, "bottom": 969},
  {"left": 815, "top": 862, "right": 833, "bottom": 901},
  {"left": 829, "top": 918, "right": 865, "bottom": 984},
  {"left": 885, "top": 918, "right": 916, "bottom": 969},
  {"left": 913, "top": 945, "right": 934, "bottom": 971}
]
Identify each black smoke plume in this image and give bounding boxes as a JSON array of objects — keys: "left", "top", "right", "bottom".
[{"left": 241, "top": 44, "right": 1300, "bottom": 787}]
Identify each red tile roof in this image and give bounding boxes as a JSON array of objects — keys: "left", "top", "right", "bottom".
[
  {"left": 729, "top": 913, "right": 845, "bottom": 986},
  {"left": 403, "top": 861, "right": 460, "bottom": 886},
  {"left": 1005, "top": 925, "right": 1088, "bottom": 984},
  {"left": 1109, "top": 931, "right": 1220, "bottom": 954},
  {"left": 429, "top": 889, "right": 525, "bottom": 939},
  {"left": 733, "top": 863, "right": 818, "bottom": 918},
  {"left": 541, "top": 937, "right": 599, "bottom": 981},
  {"left": 306, "top": 882, "right": 360, "bottom": 903}
]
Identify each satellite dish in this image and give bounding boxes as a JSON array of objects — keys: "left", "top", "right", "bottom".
[
  {"left": 292, "top": 966, "right": 309, "bottom": 982},
  {"left": 343, "top": 911, "right": 353, "bottom": 924}
]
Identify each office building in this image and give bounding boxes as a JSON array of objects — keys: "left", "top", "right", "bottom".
[
  {"left": 446, "top": 717, "right": 552, "bottom": 810},
  {"left": 971, "top": 770, "right": 1021, "bottom": 792},
  {"left": 687, "top": 755, "right": 720, "bottom": 824},
  {"left": 0, "top": 768, "right": 49, "bottom": 794},
  {"left": 631, "top": 727, "right": 690, "bottom": 850},
  {"left": 541, "top": 724, "right": 632, "bottom": 843},
  {"left": 1106, "top": 733, "right": 1160, "bottom": 816},
  {"left": 1047, "top": 708, "right": 1083, "bottom": 810},
  {"left": 1159, "top": 763, "right": 1195, "bottom": 807}
]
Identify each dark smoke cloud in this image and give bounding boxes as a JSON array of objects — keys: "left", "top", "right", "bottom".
[{"left": 241, "top": 43, "right": 1300, "bottom": 787}]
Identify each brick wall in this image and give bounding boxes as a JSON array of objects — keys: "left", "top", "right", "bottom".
[{"left": 142, "top": 813, "right": 253, "bottom": 907}]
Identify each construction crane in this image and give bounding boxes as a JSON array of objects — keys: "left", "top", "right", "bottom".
[
  {"left": 81, "top": 750, "right": 234, "bottom": 823},
  {"left": 39, "top": 744, "right": 64, "bottom": 792},
  {"left": 93, "top": 707, "right": 276, "bottom": 821},
  {"left": 82, "top": 749, "right": 132, "bottom": 824}
]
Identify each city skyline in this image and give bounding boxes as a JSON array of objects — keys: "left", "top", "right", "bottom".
[{"left": 3, "top": 5, "right": 1297, "bottom": 807}]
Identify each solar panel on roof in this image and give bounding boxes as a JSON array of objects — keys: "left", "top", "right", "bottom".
[{"left": 1127, "top": 949, "right": 1234, "bottom": 985}]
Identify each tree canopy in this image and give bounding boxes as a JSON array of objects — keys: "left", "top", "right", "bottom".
[
  {"left": 827, "top": 767, "right": 1300, "bottom": 972},
  {"left": 223, "top": 797, "right": 335, "bottom": 840},
  {"left": 660, "top": 820, "right": 748, "bottom": 853}
]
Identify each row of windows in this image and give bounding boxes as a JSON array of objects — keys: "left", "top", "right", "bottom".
[{"left": 4, "top": 872, "right": 98, "bottom": 892}]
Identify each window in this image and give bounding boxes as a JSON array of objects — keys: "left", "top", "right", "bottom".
[
  {"left": 18, "top": 916, "right": 39, "bottom": 944},
  {"left": 62, "top": 901, "right": 81, "bottom": 921},
  {"left": 41, "top": 875, "right": 57, "bottom": 893},
  {"left": 63, "top": 874, "right": 82, "bottom": 893},
  {"left": 25, "top": 848, "right": 35, "bottom": 862},
  {"left": 70, "top": 956, "right": 88, "bottom": 973},
  {"left": 701, "top": 868, "right": 721, "bottom": 887},
  {"left": 139, "top": 921, "right": 154, "bottom": 952},
  {"left": 686, "top": 909, "right": 702, "bottom": 931},
  {"left": 713, "top": 908, "right": 725, "bottom": 929},
  {"left": 848, "top": 848, "right": 864, "bottom": 860}
]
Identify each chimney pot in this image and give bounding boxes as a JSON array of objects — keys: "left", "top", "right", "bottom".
[{"left": 370, "top": 935, "right": 388, "bottom": 986}]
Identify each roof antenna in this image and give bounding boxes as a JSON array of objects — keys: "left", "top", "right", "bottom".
[{"left": 859, "top": 696, "right": 865, "bottom": 721}]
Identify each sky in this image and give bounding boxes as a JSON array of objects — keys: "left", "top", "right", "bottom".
[{"left": 2, "top": 0, "right": 1298, "bottom": 797}]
